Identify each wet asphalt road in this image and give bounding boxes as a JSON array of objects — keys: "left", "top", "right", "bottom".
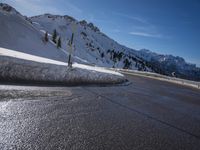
[{"left": 0, "top": 74, "right": 200, "bottom": 150}]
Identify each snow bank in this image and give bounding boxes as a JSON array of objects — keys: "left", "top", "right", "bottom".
[
  {"left": 0, "top": 47, "right": 122, "bottom": 76},
  {"left": 117, "top": 69, "right": 200, "bottom": 89},
  {"left": 0, "top": 56, "right": 126, "bottom": 85},
  {"left": 0, "top": 47, "right": 67, "bottom": 66}
]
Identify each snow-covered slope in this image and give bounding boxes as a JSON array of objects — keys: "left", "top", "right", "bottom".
[
  {"left": 0, "top": 3, "right": 125, "bottom": 84},
  {"left": 0, "top": 3, "right": 150, "bottom": 71},
  {"left": 30, "top": 14, "right": 149, "bottom": 71},
  {"left": 0, "top": 3, "right": 66, "bottom": 62},
  {"left": 30, "top": 13, "right": 200, "bottom": 81}
]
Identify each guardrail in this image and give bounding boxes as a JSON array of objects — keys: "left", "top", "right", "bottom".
[{"left": 109, "top": 68, "right": 200, "bottom": 90}]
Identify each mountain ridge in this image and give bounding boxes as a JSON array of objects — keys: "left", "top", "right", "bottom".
[{"left": 1, "top": 3, "right": 200, "bottom": 81}]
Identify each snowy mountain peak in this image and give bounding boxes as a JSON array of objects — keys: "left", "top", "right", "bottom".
[
  {"left": 140, "top": 49, "right": 151, "bottom": 53},
  {"left": 79, "top": 20, "right": 100, "bottom": 32},
  {"left": 79, "top": 20, "right": 87, "bottom": 26},
  {"left": 31, "top": 14, "right": 100, "bottom": 33},
  {"left": 0, "top": 3, "right": 20, "bottom": 15},
  {"left": 31, "top": 14, "right": 77, "bottom": 23}
]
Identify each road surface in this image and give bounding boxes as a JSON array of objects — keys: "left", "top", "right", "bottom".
[{"left": 0, "top": 74, "right": 200, "bottom": 150}]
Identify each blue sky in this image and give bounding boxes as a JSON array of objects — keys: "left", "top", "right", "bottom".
[{"left": 2, "top": 0, "right": 200, "bottom": 66}]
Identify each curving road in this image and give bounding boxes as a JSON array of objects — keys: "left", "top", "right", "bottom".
[{"left": 0, "top": 74, "right": 200, "bottom": 150}]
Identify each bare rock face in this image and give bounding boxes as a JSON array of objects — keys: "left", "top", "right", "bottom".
[
  {"left": 0, "top": 3, "right": 20, "bottom": 15},
  {"left": 87, "top": 22, "right": 100, "bottom": 32}
]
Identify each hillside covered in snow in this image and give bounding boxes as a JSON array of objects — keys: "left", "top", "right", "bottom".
[
  {"left": 0, "top": 3, "right": 125, "bottom": 84},
  {"left": 0, "top": 3, "right": 67, "bottom": 62},
  {"left": 30, "top": 13, "right": 149, "bottom": 71},
  {"left": 135, "top": 49, "right": 200, "bottom": 81},
  {"left": 0, "top": 3, "right": 200, "bottom": 81}
]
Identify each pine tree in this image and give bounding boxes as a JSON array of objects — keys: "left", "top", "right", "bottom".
[
  {"left": 44, "top": 31, "right": 48, "bottom": 42},
  {"left": 101, "top": 52, "right": 104, "bottom": 58},
  {"left": 57, "top": 37, "right": 61, "bottom": 48},
  {"left": 123, "top": 58, "right": 131, "bottom": 69},
  {"left": 52, "top": 29, "right": 57, "bottom": 44}
]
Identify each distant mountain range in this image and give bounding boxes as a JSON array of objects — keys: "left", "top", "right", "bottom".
[{"left": 0, "top": 3, "right": 200, "bottom": 81}]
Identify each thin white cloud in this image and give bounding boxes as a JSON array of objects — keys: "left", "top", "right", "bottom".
[
  {"left": 129, "top": 31, "right": 162, "bottom": 38},
  {"left": 112, "top": 29, "right": 121, "bottom": 33},
  {"left": 66, "top": 2, "right": 82, "bottom": 14},
  {"left": 112, "top": 11, "right": 165, "bottom": 38},
  {"left": 112, "top": 11, "right": 147, "bottom": 24}
]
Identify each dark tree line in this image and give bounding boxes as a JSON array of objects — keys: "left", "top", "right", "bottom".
[{"left": 44, "top": 29, "right": 62, "bottom": 48}]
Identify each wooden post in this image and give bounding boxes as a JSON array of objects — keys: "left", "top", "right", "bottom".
[{"left": 68, "top": 23, "right": 76, "bottom": 67}]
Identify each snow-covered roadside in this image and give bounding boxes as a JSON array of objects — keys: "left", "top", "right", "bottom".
[
  {"left": 0, "top": 48, "right": 125, "bottom": 85},
  {"left": 0, "top": 47, "right": 123, "bottom": 76},
  {"left": 0, "top": 47, "right": 68, "bottom": 65},
  {"left": 116, "top": 69, "right": 200, "bottom": 90}
]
